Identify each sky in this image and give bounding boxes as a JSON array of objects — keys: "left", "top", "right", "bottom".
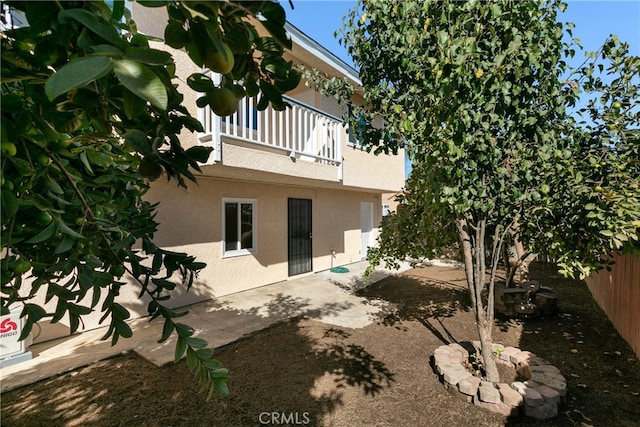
[{"left": 285, "top": 0, "right": 640, "bottom": 71}]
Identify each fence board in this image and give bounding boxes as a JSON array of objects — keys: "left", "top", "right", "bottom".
[{"left": 585, "top": 253, "right": 640, "bottom": 358}]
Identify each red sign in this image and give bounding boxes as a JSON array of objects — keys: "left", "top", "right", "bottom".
[{"left": 0, "top": 317, "right": 18, "bottom": 334}]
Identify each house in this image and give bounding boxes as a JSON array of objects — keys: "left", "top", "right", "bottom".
[
  {"left": 128, "top": 6, "right": 405, "bottom": 309},
  {"left": 17, "top": 6, "right": 405, "bottom": 345}
]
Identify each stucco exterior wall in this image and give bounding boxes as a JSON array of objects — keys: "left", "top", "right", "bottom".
[
  {"left": 341, "top": 143, "right": 404, "bottom": 192},
  {"left": 25, "top": 176, "right": 384, "bottom": 342},
  {"left": 144, "top": 177, "right": 382, "bottom": 305},
  {"left": 217, "top": 141, "right": 341, "bottom": 182}
]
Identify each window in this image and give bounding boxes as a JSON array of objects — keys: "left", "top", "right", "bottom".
[
  {"left": 222, "top": 198, "right": 256, "bottom": 257},
  {"left": 382, "top": 204, "right": 390, "bottom": 217}
]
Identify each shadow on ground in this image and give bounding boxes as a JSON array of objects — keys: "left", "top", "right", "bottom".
[
  {"left": 0, "top": 317, "right": 397, "bottom": 427},
  {"left": 3, "top": 263, "right": 638, "bottom": 427},
  {"left": 357, "top": 269, "right": 473, "bottom": 345},
  {"left": 502, "top": 262, "right": 640, "bottom": 427}
]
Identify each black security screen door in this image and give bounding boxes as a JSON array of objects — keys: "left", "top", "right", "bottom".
[{"left": 288, "top": 198, "right": 312, "bottom": 276}]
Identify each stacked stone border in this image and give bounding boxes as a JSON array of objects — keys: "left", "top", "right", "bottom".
[{"left": 432, "top": 341, "right": 567, "bottom": 420}]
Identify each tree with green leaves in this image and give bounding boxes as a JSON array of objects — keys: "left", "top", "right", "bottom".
[
  {"left": 336, "top": 0, "right": 638, "bottom": 382},
  {"left": 1, "top": 0, "right": 299, "bottom": 398},
  {"left": 521, "top": 36, "right": 640, "bottom": 278}
]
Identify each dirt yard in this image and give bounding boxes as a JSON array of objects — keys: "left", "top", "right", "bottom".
[{"left": 2, "top": 262, "right": 639, "bottom": 427}]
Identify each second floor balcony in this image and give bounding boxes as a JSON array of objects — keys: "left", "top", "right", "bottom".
[{"left": 198, "top": 93, "right": 344, "bottom": 181}]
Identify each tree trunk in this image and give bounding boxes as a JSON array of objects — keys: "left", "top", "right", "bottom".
[
  {"left": 455, "top": 216, "right": 500, "bottom": 382},
  {"left": 514, "top": 236, "right": 538, "bottom": 282}
]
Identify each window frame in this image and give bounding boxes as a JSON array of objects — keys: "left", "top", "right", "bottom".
[{"left": 221, "top": 197, "right": 257, "bottom": 258}]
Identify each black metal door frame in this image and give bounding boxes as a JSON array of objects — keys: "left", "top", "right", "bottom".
[{"left": 288, "top": 198, "right": 312, "bottom": 276}]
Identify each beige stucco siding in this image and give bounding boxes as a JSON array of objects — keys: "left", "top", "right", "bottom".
[
  {"left": 146, "top": 177, "right": 382, "bottom": 300},
  {"left": 341, "top": 144, "right": 404, "bottom": 192},
  {"left": 29, "top": 176, "right": 384, "bottom": 341}
]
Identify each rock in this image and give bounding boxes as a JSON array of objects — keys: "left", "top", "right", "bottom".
[
  {"left": 512, "top": 350, "right": 536, "bottom": 366},
  {"left": 528, "top": 356, "right": 550, "bottom": 366},
  {"left": 530, "top": 377, "right": 567, "bottom": 397},
  {"left": 436, "top": 362, "right": 449, "bottom": 376},
  {"left": 500, "top": 346, "right": 520, "bottom": 363},
  {"left": 434, "top": 353, "right": 462, "bottom": 367},
  {"left": 524, "top": 402, "right": 558, "bottom": 420},
  {"left": 518, "top": 364, "right": 532, "bottom": 378},
  {"left": 536, "top": 385, "right": 561, "bottom": 404},
  {"left": 497, "top": 383, "right": 523, "bottom": 406},
  {"left": 508, "top": 349, "right": 523, "bottom": 365},
  {"left": 434, "top": 346, "right": 454, "bottom": 357},
  {"left": 531, "top": 364, "right": 561, "bottom": 374},
  {"left": 512, "top": 382, "right": 544, "bottom": 406},
  {"left": 475, "top": 400, "right": 520, "bottom": 417},
  {"left": 478, "top": 381, "right": 501, "bottom": 404},
  {"left": 447, "top": 382, "right": 473, "bottom": 403},
  {"left": 432, "top": 343, "right": 565, "bottom": 421},
  {"left": 442, "top": 365, "right": 471, "bottom": 385},
  {"left": 511, "top": 381, "right": 526, "bottom": 393},
  {"left": 448, "top": 343, "right": 470, "bottom": 360},
  {"left": 458, "top": 375, "right": 481, "bottom": 396}
]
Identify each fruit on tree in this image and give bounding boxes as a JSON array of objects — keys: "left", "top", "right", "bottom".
[
  {"left": 110, "top": 265, "right": 126, "bottom": 277},
  {"left": 36, "top": 211, "right": 53, "bottom": 225},
  {"left": 207, "top": 87, "right": 238, "bottom": 116},
  {"left": 1, "top": 142, "right": 17, "bottom": 157},
  {"left": 2, "top": 178, "right": 14, "bottom": 191},
  {"left": 36, "top": 154, "right": 52, "bottom": 166},
  {"left": 51, "top": 133, "right": 73, "bottom": 151},
  {"left": 138, "top": 158, "right": 163, "bottom": 180},
  {"left": 12, "top": 259, "right": 31, "bottom": 274},
  {"left": 204, "top": 43, "right": 234, "bottom": 74}
]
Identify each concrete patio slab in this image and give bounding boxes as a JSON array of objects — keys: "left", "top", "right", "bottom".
[{"left": 0, "top": 261, "right": 410, "bottom": 393}]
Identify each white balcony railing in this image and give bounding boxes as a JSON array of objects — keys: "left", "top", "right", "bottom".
[{"left": 198, "top": 93, "right": 344, "bottom": 179}]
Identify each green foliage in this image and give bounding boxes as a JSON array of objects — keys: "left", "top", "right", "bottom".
[
  {"left": 1, "top": 0, "right": 297, "bottom": 398},
  {"left": 340, "top": 0, "right": 638, "bottom": 382},
  {"left": 525, "top": 38, "right": 640, "bottom": 278},
  {"left": 343, "top": 0, "right": 571, "bottom": 211},
  {"left": 341, "top": 0, "right": 638, "bottom": 280},
  {"left": 366, "top": 162, "right": 459, "bottom": 273},
  {"left": 168, "top": 1, "right": 301, "bottom": 113},
  {"left": 297, "top": 65, "right": 355, "bottom": 103}
]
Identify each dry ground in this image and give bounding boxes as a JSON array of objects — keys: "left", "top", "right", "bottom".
[{"left": 2, "top": 262, "right": 639, "bottom": 427}]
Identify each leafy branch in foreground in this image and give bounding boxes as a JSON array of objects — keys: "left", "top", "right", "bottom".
[{"left": 1, "top": 0, "right": 298, "bottom": 398}]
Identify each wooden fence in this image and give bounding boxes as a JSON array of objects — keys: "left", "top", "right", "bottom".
[{"left": 585, "top": 253, "right": 640, "bottom": 358}]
